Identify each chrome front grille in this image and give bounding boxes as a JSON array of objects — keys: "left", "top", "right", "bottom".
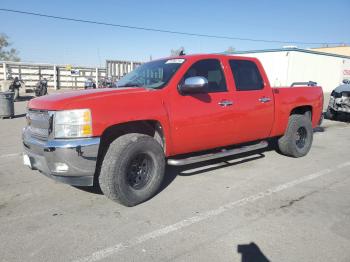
[{"left": 27, "top": 110, "right": 52, "bottom": 140}]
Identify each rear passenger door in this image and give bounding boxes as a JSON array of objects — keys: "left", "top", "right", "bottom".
[{"left": 228, "top": 59, "right": 274, "bottom": 143}]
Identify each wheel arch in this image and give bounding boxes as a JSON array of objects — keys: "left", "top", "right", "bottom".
[
  {"left": 271, "top": 105, "right": 314, "bottom": 138},
  {"left": 94, "top": 120, "right": 166, "bottom": 183},
  {"left": 290, "top": 105, "right": 313, "bottom": 120},
  {"left": 100, "top": 119, "right": 166, "bottom": 151}
]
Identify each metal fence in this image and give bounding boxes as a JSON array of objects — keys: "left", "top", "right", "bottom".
[
  {"left": 0, "top": 61, "right": 106, "bottom": 90},
  {"left": 106, "top": 60, "right": 142, "bottom": 80},
  {"left": 0, "top": 59, "right": 143, "bottom": 90}
]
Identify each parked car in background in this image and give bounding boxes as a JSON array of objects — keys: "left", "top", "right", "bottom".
[
  {"left": 98, "top": 77, "right": 116, "bottom": 88},
  {"left": 84, "top": 78, "right": 96, "bottom": 89},
  {"left": 23, "top": 54, "right": 323, "bottom": 206},
  {"left": 326, "top": 80, "right": 350, "bottom": 120}
]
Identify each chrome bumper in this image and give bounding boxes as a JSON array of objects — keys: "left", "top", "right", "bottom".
[{"left": 22, "top": 127, "right": 100, "bottom": 186}]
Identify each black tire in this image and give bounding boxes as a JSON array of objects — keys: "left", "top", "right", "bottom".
[
  {"left": 326, "top": 106, "right": 337, "bottom": 120},
  {"left": 99, "top": 133, "right": 165, "bottom": 206},
  {"left": 278, "top": 114, "right": 313, "bottom": 158}
]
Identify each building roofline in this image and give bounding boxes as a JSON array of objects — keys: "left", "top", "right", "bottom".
[
  {"left": 230, "top": 47, "right": 350, "bottom": 59},
  {"left": 312, "top": 45, "right": 349, "bottom": 49}
]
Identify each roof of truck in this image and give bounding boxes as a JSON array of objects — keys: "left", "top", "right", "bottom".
[{"left": 162, "top": 53, "right": 258, "bottom": 61}]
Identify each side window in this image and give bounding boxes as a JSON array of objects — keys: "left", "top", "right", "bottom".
[
  {"left": 229, "top": 60, "right": 264, "bottom": 91},
  {"left": 183, "top": 59, "right": 227, "bottom": 92}
]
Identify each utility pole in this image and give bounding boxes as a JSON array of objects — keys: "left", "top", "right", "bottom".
[{"left": 95, "top": 68, "right": 98, "bottom": 87}]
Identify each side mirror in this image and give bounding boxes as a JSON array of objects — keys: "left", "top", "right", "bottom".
[{"left": 179, "top": 76, "right": 208, "bottom": 94}]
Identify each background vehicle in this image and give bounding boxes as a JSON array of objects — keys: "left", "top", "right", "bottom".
[
  {"left": 8, "top": 76, "right": 24, "bottom": 101},
  {"left": 23, "top": 54, "right": 323, "bottom": 206},
  {"left": 84, "top": 78, "right": 96, "bottom": 89},
  {"left": 35, "top": 75, "right": 51, "bottom": 97},
  {"left": 326, "top": 80, "right": 350, "bottom": 120},
  {"left": 98, "top": 77, "right": 116, "bottom": 88}
]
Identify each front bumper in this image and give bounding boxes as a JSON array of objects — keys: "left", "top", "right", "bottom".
[
  {"left": 328, "top": 96, "right": 350, "bottom": 113},
  {"left": 22, "top": 127, "right": 100, "bottom": 186}
]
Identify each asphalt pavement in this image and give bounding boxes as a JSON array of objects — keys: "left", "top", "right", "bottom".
[{"left": 0, "top": 93, "right": 350, "bottom": 262}]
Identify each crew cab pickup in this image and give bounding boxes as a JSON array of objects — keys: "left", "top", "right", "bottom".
[{"left": 23, "top": 54, "right": 323, "bottom": 206}]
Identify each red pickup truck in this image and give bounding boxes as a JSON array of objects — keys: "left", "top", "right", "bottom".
[{"left": 23, "top": 54, "right": 323, "bottom": 206}]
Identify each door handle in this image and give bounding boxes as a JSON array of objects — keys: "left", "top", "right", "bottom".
[
  {"left": 218, "top": 100, "right": 233, "bottom": 107},
  {"left": 259, "top": 97, "right": 271, "bottom": 103}
]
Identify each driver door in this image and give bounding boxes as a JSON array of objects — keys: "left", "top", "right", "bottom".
[{"left": 168, "top": 58, "right": 237, "bottom": 155}]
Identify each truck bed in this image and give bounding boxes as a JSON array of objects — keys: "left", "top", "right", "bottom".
[{"left": 270, "top": 86, "right": 323, "bottom": 137}]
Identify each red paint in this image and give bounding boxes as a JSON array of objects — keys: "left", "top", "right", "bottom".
[{"left": 28, "top": 54, "right": 323, "bottom": 157}]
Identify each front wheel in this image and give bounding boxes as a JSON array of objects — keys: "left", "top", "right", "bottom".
[
  {"left": 35, "top": 87, "right": 40, "bottom": 97},
  {"left": 326, "top": 106, "right": 337, "bottom": 120},
  {"left": 99, "top": 133, "right": 165, "bottom": 206},
  {"left": 278, "top": 114, "right": 313, "bottom": 157}
]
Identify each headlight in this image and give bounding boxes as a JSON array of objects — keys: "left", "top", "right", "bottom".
[{"left": 54, "top": 109, "right": 92, "bottom": 138}]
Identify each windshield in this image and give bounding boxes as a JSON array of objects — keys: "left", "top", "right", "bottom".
[{"left": 116, "top": 58, "right": 185, "bottom": 89}]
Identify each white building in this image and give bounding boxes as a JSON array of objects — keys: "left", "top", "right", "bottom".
[{"left": 231, "top": 48, "right": 350, "bottom": 93}]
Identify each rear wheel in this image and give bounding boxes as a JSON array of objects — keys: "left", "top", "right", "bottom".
[
  {"left": 99, "top": 133, "right": 165, "bottom": 206},
  {"left": 278, "top": 114, "right": 313, "bottom": 157}
]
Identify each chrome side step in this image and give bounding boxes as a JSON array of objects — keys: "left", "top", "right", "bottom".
[{"left": 167, "top": 141, "right": 268, "bottom": 166}]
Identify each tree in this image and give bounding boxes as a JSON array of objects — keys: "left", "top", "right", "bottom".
[
  {"left": 0, "top": 34, "right": 20, "bottom": 61},
  {"left": 170, "top": 47, "right": 185, "bottom": 56},
  {"left": 225, "top": 46, "right": 235, "bottom": 54}
]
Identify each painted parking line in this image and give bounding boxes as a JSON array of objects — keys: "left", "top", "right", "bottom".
[
  {"left": 73, "top": 161, "right": 350, "bottom": 262},
  {"left": 0, "top": 153, "right": 21, "bottom": 159}
]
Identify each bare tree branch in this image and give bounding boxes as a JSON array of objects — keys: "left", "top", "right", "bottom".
[{"left": 0, "top": 34, "right": 20, "bottom": 61}]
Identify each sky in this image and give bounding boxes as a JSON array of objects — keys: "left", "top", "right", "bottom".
[{"left": 0, "top": 0, "right": 349, "bottom": 66}]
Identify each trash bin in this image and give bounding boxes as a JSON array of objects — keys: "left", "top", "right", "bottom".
[{"left": 0, "top": 92, "right": 15, "bottom": 119}]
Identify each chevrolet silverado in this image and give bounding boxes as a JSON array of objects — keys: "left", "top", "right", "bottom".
[{"left": 23, "top": 54, "right": 323, "bottom": 206}]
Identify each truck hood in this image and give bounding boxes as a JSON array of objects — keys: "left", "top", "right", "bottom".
[
  {"left": 333, "top": 84, "right": 350, "bottom": 94},
  {"left": 28, "top": 88, "right": 154, "bottom": 110}
]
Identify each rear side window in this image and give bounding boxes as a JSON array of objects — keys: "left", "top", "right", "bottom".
[
  {"left": 229, "top": 60, "right": 264, "bottom": 91},
  {"left": 183, "top": 59, "right": 227, "bottom": 92}
]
